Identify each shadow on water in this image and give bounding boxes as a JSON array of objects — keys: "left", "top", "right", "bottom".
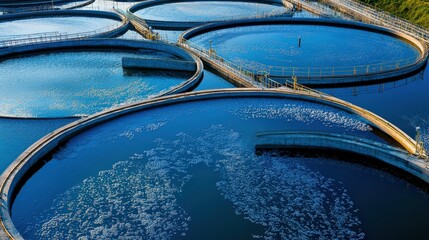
[
  {"left": 318, "top": 69, "right": 426, "bottom": 97},
  {"left": 318, "top": 65, "right": 429, "bottom": 146},
  {"left": 256, "top": 148, "right": 429, "bottom": 240},
  {"left": 257, "top": 148, "right": 429, "bottom": 192}
]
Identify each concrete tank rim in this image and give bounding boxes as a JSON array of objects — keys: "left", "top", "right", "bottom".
[
  {"left": 0, "top": 87, "right": 411, "bottom": 239},
  {"left": 179, "top": 17, "right": 428, "bottom": 85},
  {"left": 0, "top": 38, "right": 203, "bottom": 119},
  {"left": 128, "top": 0, "right": 292, "bottom": 30},
  {"left": 0, "top": 0, "right": 92, "bottom": 8},
  {"left": 0, "top": 9, "right": 124, "bottom": 22},
  {"left": 0, "top": 9, "right": 129, "bottom": 39}
]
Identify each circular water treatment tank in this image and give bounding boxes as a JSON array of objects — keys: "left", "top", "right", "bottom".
[
  {"left": 0, "top": 10, "right": 127, "bottom": 45},
  {"left": 182, "top": 18, "right": 428, "bottom": 86},
  {"left": 0, "top": 39, "right": 202, "bottom": 118},
  {"left": 2, "top": 90, "right": 429, "bottom": 239},
  {"left": 0, "top": 0, "right": 90, "bottom": 8},
  {"left": 130, "top": 0, "right": 292, "bottom": 30}
]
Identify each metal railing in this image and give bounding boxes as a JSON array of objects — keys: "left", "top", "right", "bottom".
[
  {"left": 181, "top": 40, "right": 335, "bottom": 96},
  {"left": 0, "top": 0, "right": 95, "bottom": 15},
  {"left": 214, "top": 8, "right": 295, "bottom": 22},
  {"left": 0, "top": 21, "right": 124, "bottom": 48},
  {"left": 184, "top": 40, "right": 421, "bottom": 78},
  {"left": 0, "top": 31, "right": 62, "bottom": 40},
  {"left": 181, "top": 40, "right": 260, "bottom": 86},
  {"left": 114, "top": 8, "right": 159, "bottom": 40},
  {"left": 316, "top": 0, "right": 429, "bottom": 44},
  {"left": 284, "top": 0, "right": 339, "bottom": 18},
  {"left": 256, "top": 56, "right": 421, "bottom": 77}
]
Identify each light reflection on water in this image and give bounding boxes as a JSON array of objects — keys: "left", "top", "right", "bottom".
[
  {"left": 0, "top": 51, "right": 190, "bottom": 118},
  {"left": 0, "top": 16, "right": 118, "bottom": 37},
  {"left": 134, "top": 2, "right": 286, "bottom": 22}
]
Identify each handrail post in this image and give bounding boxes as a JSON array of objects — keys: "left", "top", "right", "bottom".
[
  {"left": 415, "top": 127, "right": 428, "bottom": 159},
  {"left": 293, "top": 76, "right": 298, "bottom": 90}
]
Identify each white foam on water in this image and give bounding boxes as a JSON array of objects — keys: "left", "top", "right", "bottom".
[
  {"left": 118, "top": 121, "right": 167, "bottom": 140},
  {"left": 35, "top": 160, "right": 189, "bottom": 239},
  {"left": 231, "top": 102, "right": 372, "bottom": 132},
  {"left": 29, "top": 125, "right": 364, "bottom": 239}
]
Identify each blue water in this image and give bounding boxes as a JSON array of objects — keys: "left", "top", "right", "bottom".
[
  {"left": 1, "top": 3, "right": 428, "bottom": 239},
  {"left": 0, "top": 16, "right": 118, "bottom": 38},
  {"left": 195, "top": 70, "right": 235, "bottom": 91},
  {"left": 155, "top": 29, "right": 183, "bottom": 43},
  {"left": 0, "top": 69, "right": 230, "bottom": 172},
  {"left": 0, "top": 51, "right": 191, "bottom": 118},
  {"left": 117, "top": 30, "right": 145, "bottom": 40},
  {"left": 302, "top": 155, "right": 429, "bottom": 240},
  {"left": 0, "top": 118, "right": 74, "bottom": 172},
  {"left": 12, "top": 97, "right": 383, "bottom": 239},
  {"left": 189, "top": 24, "right": 420, "bottom": 74},
  {"left": 134, "top": 1, "right": 287, "bottom": 22}
]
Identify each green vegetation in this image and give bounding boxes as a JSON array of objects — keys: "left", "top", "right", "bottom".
[{"left": 359, "top": 0, "right": 429, "bottom": 29}]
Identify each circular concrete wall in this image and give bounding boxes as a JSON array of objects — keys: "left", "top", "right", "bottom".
[
  {"left": 0, "top": 0, "right": 86, "bottom": 7},
  {"left": 0, "top": 38, "right": 203, "bottom": 118},
  {"left": 0, "top": 10, "right": 128, "bottom": 46},
  {"left": 129, "top": 0, "right": 293, "bottom": 30},
  {"left": 0, "top": 0, "right": 95, "bottom": 12},
  {"left": 180, "top": 18, "right": 428, "bottom": 86}
]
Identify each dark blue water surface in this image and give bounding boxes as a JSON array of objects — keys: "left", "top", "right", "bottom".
[
  {"left": 0, "top": 118, "right": 74, "bottom": 172},
  {"left": 320, "top": 65, "right": 429, "bottom": 147},
  {"left": 10, "top": 96, "right": 414, "bottom": 239},
  {"left": 195, "top": 70, "right": 235, "bottom": 90}
]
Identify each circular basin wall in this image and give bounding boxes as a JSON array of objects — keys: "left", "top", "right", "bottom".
[
  {"left": 0, "top": 39, "right": 201, "bottom": 118},
  {"left": 0, "top": 10, "right": 124, "bottom": 41},
  {"left": 6, "top": 91, "right": 427, "bottom": 239},
  {"left": 134, "top": 1, "right": 285, "bottom": 22},
  {"left": 184, "top": 19, "right": 426, "bottom": 83},
  {"left": 0, "top": 0, "right": 87, "bottom": 7}
]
